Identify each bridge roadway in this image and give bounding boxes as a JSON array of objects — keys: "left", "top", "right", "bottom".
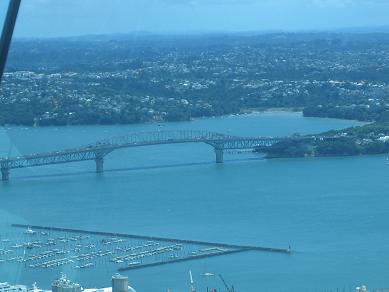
[{"left": 0, "top": 130, "right": 326, "bottom": 181}]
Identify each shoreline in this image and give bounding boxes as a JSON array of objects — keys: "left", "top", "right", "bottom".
[
  {"left": 0, "top": 109, "right": 306, "bottom": 129},
  {"left": 0, "top": 108, "right": 367, "bottom": 130},
  {"left": 240, "top": 107, "right": 303, "bottom": 114}
]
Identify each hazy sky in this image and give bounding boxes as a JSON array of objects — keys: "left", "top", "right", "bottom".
[{"left": 5, "top": 0, "right": 389, "bottom": 38}]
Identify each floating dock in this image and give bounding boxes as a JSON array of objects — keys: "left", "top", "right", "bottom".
[{"left": 11, "top": 224, "right": 291, "bottom": 271}]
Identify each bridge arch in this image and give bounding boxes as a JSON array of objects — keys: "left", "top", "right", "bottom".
[{"left": 0, "top": 130, "right": 287, "bottom": 181}]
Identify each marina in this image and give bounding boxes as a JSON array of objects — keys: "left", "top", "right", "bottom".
[{"left": 0, "top": 224, "right": 291, "bottom": 273}]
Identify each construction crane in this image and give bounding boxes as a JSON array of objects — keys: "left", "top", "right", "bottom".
[
  {"left": 218, "top": 275, "right": 235, "bottom": 292},
  {"left": 189, "top": 270, "right": 196, "bottom": 292}
]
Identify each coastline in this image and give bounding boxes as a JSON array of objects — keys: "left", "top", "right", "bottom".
[
  {"left": 239, "top": 107, "right": 303, "bottom": 114},
  {"left": 0, "top": 108, "right": 305, "bottom": 129},
  {"left": 2, "top": 107, "right": 372, "bottom": 129}
]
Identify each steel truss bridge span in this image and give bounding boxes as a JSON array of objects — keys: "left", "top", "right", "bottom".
[{"left": 0, "top": 130, "right": 299, "bottom": 181}]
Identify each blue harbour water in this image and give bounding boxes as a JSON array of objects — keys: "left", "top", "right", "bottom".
[{"left": 1, "top": 112, "right": 388, "bottom": 292}]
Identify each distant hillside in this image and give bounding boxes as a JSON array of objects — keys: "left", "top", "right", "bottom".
[{"left": 2, "top": 32, "right": 389, "bottom": 126}]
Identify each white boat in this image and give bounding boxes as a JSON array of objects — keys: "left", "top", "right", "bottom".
[
  {"left": 0, "top": 282, "right": 28, "bottom": 292},
  {"left": 0, "top": 282, "right": 49, "bottom": 292},
  {"left": 83, "top": 287, "right": 136, "bottom": 292},
  {"left": 200, "top": 273, "right": 215, "bottom": 277},
  {"left": 24, "top": 227, "right": 36, "bottom": 235},
  {"left": 28, "top": 282, "right": 50, "bottom": 292},
  {"left": 75, "top": 263, "right": 94, "bottom": 269},
  {"left": 11, "top": 244, "right": 23, "bottom": 248}
]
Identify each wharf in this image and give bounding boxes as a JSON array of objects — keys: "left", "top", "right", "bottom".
[{"left": 118, "top": 248, "right": 251, "bottom": 271}]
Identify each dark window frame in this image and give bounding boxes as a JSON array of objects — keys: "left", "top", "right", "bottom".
[{"left": 0, "top": 0, "right": 22, "bottom": 82}]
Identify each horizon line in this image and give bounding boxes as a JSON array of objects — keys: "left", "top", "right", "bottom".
[{"left": 13, "top": 25, "right": 389, "bottom": 41}]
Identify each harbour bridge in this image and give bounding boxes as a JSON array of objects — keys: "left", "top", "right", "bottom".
[{"left": 0, "top": 130, "right": 323, "bottom": 181}]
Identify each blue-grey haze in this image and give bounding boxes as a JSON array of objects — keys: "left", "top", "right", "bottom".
[{"left": 9, "top": 0, "right": 389, "bottom": 38}]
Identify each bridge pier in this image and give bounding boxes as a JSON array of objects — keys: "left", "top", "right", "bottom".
[
  {"left": 95, "top": 156, "right": 104, "bottom": 173},
  {"left": 1, "top": 166, "right": 9, "bottom": 181},
  {"left": 214, "top": 147, "right": 224, "bottom": 164}
]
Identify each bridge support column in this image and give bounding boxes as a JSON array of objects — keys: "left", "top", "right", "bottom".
[
  {"left": 214, "top": 147, "right": 224, "bottom": 164},
  {"left": 95, "top": 156, "right": 104, "bottom": 173},
  {"left": 1, "top": 166, "right": 9, "bottom": 181}
]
